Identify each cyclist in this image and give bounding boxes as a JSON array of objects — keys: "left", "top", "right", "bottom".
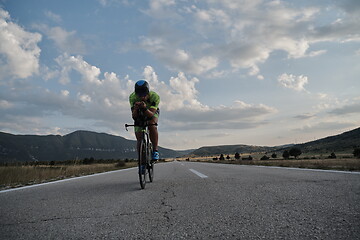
[{"left": 129, "top": 80, "right": 160, "bottom": 162}]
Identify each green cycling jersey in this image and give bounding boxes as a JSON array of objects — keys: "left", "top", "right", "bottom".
[{"left": 129, "top": 91, "right": 160, "bottom": 111}]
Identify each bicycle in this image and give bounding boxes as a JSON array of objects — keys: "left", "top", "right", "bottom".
[{"left": 125, "top": 119, "right": 157, "bottom": 189}]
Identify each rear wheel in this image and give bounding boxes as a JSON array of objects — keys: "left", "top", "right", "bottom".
[
  {"left": 138, "top": 140, "right": 147, "bottom": 189},
  {"left": 148, "top": 162, "right": 154, "bottom": 182}
]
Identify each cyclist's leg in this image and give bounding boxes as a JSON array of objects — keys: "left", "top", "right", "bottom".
[
  {"left": 148, "top": 116, "right": 158, "bottom": 152},
  {"left": 148, "top": 116, "right": 159, "bottom": 161}
]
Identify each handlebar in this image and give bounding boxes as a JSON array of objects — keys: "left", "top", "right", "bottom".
[{"left": 125, "top": 123, "right": 158, "bottom": 131}]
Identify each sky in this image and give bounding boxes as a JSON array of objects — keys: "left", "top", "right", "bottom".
[{"left": 0, "top": 0, "right": 359, "bottom": 150}]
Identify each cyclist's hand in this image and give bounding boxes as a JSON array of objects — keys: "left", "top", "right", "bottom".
[
  {"left": 134, "top": 102, "right": 141, "bottom": 110},
  {"left": 139, "top": 101, "right": 146, "bottom": 109}
]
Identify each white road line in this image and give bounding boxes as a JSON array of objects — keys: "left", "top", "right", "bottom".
[
  {"left": 189, "top": 169, "right": 208, "bottom": 178},
  {"left": 0, "top": 168, "right": 135, "bottom": 194}
]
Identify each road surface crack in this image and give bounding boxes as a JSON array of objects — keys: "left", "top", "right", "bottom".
[{"left": 161, "top": 183, "right": 177, "bottom": 222}]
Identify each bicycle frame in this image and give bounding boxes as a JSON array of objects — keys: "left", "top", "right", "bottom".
[{"left": 125, "top": 120, "right": 157, "bottom": 189}]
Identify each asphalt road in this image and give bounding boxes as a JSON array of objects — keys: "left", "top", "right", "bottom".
[{"left": 1, "top": 161, "right": 359, "bottom": 239}]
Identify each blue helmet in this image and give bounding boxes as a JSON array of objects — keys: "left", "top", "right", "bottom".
[{"left": 135, "top": 80, "right": 150, "bottom": 97}]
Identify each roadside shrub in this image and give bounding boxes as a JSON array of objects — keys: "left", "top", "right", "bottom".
[
  {"left": 115, "top": 161, "right": 125, "bottom": 167},
  {"left": 243, "top": 155, "right": 253, "bottom": 160},
  {"left": 83, "top": 157, "right": 95, "bottom": 165},
  {"left": 353, "top": 148, "right": 360, "bottom": 158},
  {"left": 289, "top": 148, "right": 302, "bottom": 159},
  {"left": 260, "top": 155, "right": 270, "bottom": 160},
  {"left": 282, "top": 150, "right": 290, "bottom": 159}
]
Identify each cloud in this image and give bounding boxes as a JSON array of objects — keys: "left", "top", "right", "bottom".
[
  {"left": 56, "top": 54, "right": 102, "bottom": 85},
  {"left": 294, "top": 113, "right": 316, "bottom": 120},
  {"left": 77, "top": 93, "right": 92, "bottom": 103},
  {"left": 61, "top": 90, "right": 70, "bottom": 97},
  {"left": 163, "top": 100, "right": 276, "bottom": 131},
  {"left": 98, "top": 0, "right": 133, "bottom": 7},
  {"left": 329, "top": 103, "right": 360, "bottom": 115},
  {"left": 292, "top": 121, "right": 357, "bottom": 133},
  {"left": 142, "top": 0, "right": 179, "bottom": 19},
  {"left": 0, "top": 8, "right": 41, "bottom": 80},
  {"left": 44, "top": 10, "right": 62, "bottom": 23},
  {"left": 139, "top": 36, "right": 218, "bottom": 75},
  {"left": 337, "top": 0, "right": 360, "bottom": 14},
  {"left": 278, "top": 73, "right": 309, "bottom": 92},
  {"left": 137, "top": 0, "right": 359, "bottom": 78},
  {"left": 140, "top": 66, "right": 276, "bottom": 131},
  {"left": 141, "top": 65, "right": 208, "bottom": 111},
  {"left": 355, "top": 49, "right": 360, "bottom": 56},
  {"left": 33, "top": 24, "right": 86, "bottom": 54},
  {"left": 1, "top": 44, "right": 277, "bottom": 135},
  {"left": 0, "top": 100, "right": 12, "bottom": 109}
]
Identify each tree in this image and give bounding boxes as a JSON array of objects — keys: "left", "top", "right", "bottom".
[
  {"left": 271, "top": 153, "right": 277, "bottom": 159},
  {"left": 260, "top": 155, "right": 270, "bottom": 160},
  {"left": 353, "top": 148, "right": 360, "bottom": 158},
  {"left": 234, "top": 152, "right": 241, "bottom": 160},
  {"left": 289, "top": 148, "right": 302, "bottom": 159},
  {"left": 328, "top": 152, "right": 336, "bottom": 159},
  {"left": 226, "top": 155, "right": 230, "bottom": 160},
  {"left": 282, "top": 150, "right": 290, "bottom": 159},
  {"left": 219, "top": 154, "right": 225, "bottom": 160}
]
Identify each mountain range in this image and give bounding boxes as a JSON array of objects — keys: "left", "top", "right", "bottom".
[
  {"left": 0, "top": 130, "right": 179, "bottom": 163},
  {"left": 0, "top": 127, "right": 359, "bottom": 163},
  {"left": 189, "top": 127, "right": 360, "bottom": 157}
]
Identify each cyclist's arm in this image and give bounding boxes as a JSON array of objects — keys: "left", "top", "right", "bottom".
[
  {"left": 130, "top": 93, "right": 140, "bottom": 120},
  {"left": 134, "top": 102, "right": 156, "bottom": 119},
  {"left": 131, "top": 103, "right": 140, "bottom": 120},
  {"left": 131, "top": 102, "right": 155, "bottom": 119},
  {"left": 141, "top": 92, "right": 160, "bottom": 119},
  {"left": 143, "top": 107, "right": 157, "bottom": 119}
]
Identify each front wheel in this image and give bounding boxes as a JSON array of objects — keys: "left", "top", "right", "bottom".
[
  {"left": 148, "top": 142, "right": 154, "bottom": 182},
  {"left": 138, "top": 140, "right": 147, "bottom": 189}
]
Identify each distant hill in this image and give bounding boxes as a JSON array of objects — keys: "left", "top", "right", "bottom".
[
  {"left": 1, "top": 127, "right": 359, "bottom": 163},
  {"left": 188, "top": 127, "right": 360, "bottom": 157},
  {"left": 0, "top": 130, "right": 180, "bottom": 163},
  {"left": 287, "top": 127, "right": 360, "bottom": 154},
  {"left": 189, "top": 144, "right": 277, "bottom": 157}
]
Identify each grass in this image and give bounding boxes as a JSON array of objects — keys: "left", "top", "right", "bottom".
[
  {"left": 183, "top": 156, "right": 360, "bottom": 172},
  {"left": 0, "top": 162, "right": 137, "bottom": 190}
]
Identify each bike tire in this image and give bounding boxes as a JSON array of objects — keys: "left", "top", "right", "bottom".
[
  {"left": 148, "top": 143, "right": 154, "bottom": 182},
  {"left": 139, "top": 140, "right": 147, "bottom": 189},
  {"left": 148, "top": 162, "right": 154, "bottom": 182}
]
